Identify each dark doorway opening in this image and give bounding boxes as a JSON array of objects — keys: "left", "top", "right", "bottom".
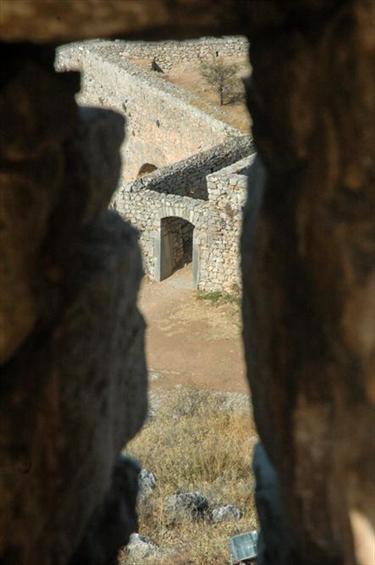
[{"left": 160, "top": 217, "right": 194, "bottom": 281}]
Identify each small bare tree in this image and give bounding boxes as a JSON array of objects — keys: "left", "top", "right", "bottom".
[{"left": 200, "top": 59, "right": 243, "bottom": 106}]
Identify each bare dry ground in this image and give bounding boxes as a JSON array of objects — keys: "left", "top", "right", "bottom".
[
  {"left": 139, "top": 266, "right": 248, "bottom": 394},
  {"left": 163, "top": 56, "right": 252, "bottom": 133},
  {"left": 131, "top": 55, "right": 252, "bottom": 133}
]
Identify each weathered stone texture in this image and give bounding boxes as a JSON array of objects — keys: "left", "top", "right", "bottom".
[
  {"left": 242, "top": 1, "right": 375, "bottom": 563},
  {"left": 56, "top": 41, "right": 238, "bottom": 181},
  {"left": 0, "top": 44, "right": 147, "bottom": 565},
  {"left": 0, "top": 0, "right": 249, "bottom": 42},
  {"left": 107, "top": 36, "right": 249, "bottom": 72},
  {"left": 114, "top": 141, "right": 254, "bottom": 292}
]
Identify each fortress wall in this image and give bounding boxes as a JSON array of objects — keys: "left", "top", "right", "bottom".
[
  {"left": 121, "top": 135, "right": 253, "bottom": 200},
  {"left": 113, "top": 145, "right": 255, "bottom": 292},
  {"left": 56, "top": 41, "right": 239, "bottom": 181},
  {"left": 115, "top": 36, "right": 249, "bottom": 71},
  {"left": 56, "top": 40, "right": 254, "bottom": 293}
]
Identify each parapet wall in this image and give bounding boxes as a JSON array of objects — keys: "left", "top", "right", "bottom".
[
  {"left": 123, "top": 135, "right": 253, "bottom": 200},
  {"left": 115, "top": 36, "right": 249, "bottom": 71},
  {"left": 56, "top": 41, "right": 239, "bottom": 181}
]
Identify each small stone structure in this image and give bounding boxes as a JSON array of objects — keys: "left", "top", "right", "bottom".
[{"left": 57, "top": 39, "right": 254, "bottom": 292}]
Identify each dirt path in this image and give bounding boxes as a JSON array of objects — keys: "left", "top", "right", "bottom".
[{"left": 139, "top": 266, "right": 248, "bottom": 393}]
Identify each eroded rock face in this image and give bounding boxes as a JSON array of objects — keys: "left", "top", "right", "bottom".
[
  {"left": 242, "top": 2, "right": 375, "bottom": 563},
  {"left": 0, "top": 44, "right": 147, "bottom": 565}
]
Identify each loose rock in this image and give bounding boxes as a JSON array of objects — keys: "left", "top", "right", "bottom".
[
  {"left": 138, "top": 469, "right": 157, "bottom": 497},
  {"left": 211, "top": 504, "right": 242, "bottom": 523},
  {"left": 126, "top": 533, "right": 160, "bottom": 562},
  {"left": 164, "top": 490, "right": 209, "bottom": 522}
]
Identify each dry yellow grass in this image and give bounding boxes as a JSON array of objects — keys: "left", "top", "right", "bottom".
[{"left": 120, "top": 387, "right": 258, "bottom": 564}]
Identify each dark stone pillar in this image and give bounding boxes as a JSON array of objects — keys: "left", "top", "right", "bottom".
[
  {"left": 0, "top": 44, "right": 147, "bottom": 565},
  {"left": 242, "top": 2, "right": 375, "bottom": 563}
]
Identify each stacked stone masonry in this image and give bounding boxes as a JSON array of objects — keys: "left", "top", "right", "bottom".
[
  {"left": 57, "top": 40, "right": 255, "bottom": 292},
  {"left": 111, "top": 36, "right": 249, "bottom": 71},
  {"left": 56, "top": 41, "right": 239, "bottom": 181}
]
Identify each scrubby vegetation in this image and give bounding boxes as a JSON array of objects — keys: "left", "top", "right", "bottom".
[
  {"left": 120, "top": 387, "right": 258, "bottom": 564},
  {"left": 197, "top": 290, "right": 240, "bottom": 306}
]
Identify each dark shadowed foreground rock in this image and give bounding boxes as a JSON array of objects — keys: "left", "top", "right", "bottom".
[
  {"left": 0, "top": 0, "right": 249, "bottom": 42},
  {"left": 0, "top": 44, "right": 147, "bottom": 565},
  {"left": 243, "top": 2, "right": 375, "bottom": 563},
  {"left": 69, "top": 455, "right": 140, "bottom": 565},
  {"left": 253, "top": 443, "right": 292, "bottom": 565}
]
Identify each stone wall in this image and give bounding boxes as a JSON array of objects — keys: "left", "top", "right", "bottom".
[
  {"left": 113, "top": 143, "right": 255, "bottom": 292},
  {"left": 115, "top": 36, "right": 249, "bottom": 71},
  {"left": 57, "top": 40, "right": 253, "bottom": 293},
  {"left": 56, "top": 41, "right": 238, "bottom": 181},
  {"left": 205, "top": 154, "right": 255, "bottom": 291}
]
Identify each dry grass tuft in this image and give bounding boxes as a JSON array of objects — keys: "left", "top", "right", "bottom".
[{"left": 120, "top": 386, "right": 258, "bottom": 564}]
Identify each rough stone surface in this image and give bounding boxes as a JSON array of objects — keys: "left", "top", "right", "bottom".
[
  {"left": 0, "top": 0, "right": 250, "bottom": 42},
  {"left": 57, "top": 40, "right": 254, "bottom": 292},
  {"left": 0, "top": 44, "right": 147, "bottom": 565},
  {"left": 56, "top": 41, "right": 239, "bottom": 182},
  {"left": 164, "top": 491, "right": 210, "bottom": 522},
  {"left": 242, "top": 2, "right": 375, "bottom": 563},
  {"left": 211, "top": 504, "right": 242, "bottom": 523},
  {"left": 125, "top": 533, "right": 161, "bottom": 563},
  {"left": 115, "top": 148, "right": 254, "bottom": 292},
  {"left": 69, "top": 455, "right": 140, "bottom": 565},
  {"left": 115, "top": 36, "right": 249, "bottom": 72},
  {"left": 138, "top": 469, "right": 157, "bottom": 497}
]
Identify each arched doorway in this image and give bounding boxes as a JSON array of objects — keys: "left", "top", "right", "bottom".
[{"left": 159, "top": 217, "right": 196, "bottom": 283}]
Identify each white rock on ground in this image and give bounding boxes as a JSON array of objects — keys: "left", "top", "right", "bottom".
[
  {"left": 138, "top": 468, "right": 157, "bottom": 497},
  {"left": 126, "top": 533, "right": 160, "bottom": 562},
  {"left": 211, "top": 504, "right": 242, "bottom": 523}
]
